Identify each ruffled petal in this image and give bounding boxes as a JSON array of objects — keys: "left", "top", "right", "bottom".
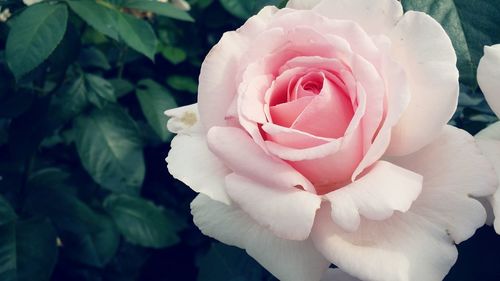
[
  {"left": 312, "top": 204, "right": 457, "bottom": 281},
  {"left": 324, "top": 161, "right": 422, "bottom": 232},
  {"left": 390, "top": 126, "right": 497, "bottom": 242},
  {"left": 207, "top": 126, "right": 316, "bottom": 193},
  {"left": 312, "top": 126, "right": 495, "bottom": 281},
  {"left": 191, "top": 194, "right": 330, "bottom": 281},
  {"left": 225, "top": 173, "right": 321, "bottom": 240},
  {"left": 476, "top": 121, "right": 500, "bottom": 234},
  {"left": 166, "top": 135, "right": 231, "bottom": 204},
  {"left": 387, "top": 12, "right": 459, "bottom": 156},
  {"left": 312, "top": 0, "right": 403, "bottom": 35},
  {"left": 477, "top": 44, "right": 500, "bottom": 117}
]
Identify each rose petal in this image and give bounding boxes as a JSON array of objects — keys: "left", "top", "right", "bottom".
[
  {"left": 286, "top": 0, "right": 322, "bottom": 10},
  {"left": 191, "top": 194, "right": 330, "bottom": 281},
  {"left": 312, "top": 204, "right": 458, "bottom": 281},
  {"left": 477, "top": 44, "right": 500, "bottom": 117},
  {"left": 207, "top": 126, "right": 316, "bottom": 193},
  {"left": 225, "top": 173, "right": 321, "bottom": 240},
  {"left": 476, "top": 121, "right": 500, "bottom": 234},
  {"left": 166, "top": 135, "right": 231, "bottom": 204},
  {"left": 325, "top": 161, "right": 422, "bottom": 232},
  {"left": 164, "top": 103, "right": 202, "bottom": 135},
  {"left": 198, "top": 6, "right": 279, "bottom": 129},
  {"left": 312, "top": 126, "right": 495, "bottom": 281},
  {"left": 387, "top": 11, "right": 459, "bottom": 156},
  {"left": 389, "top": 126, "right": 497, "bottom": 242},
  {"left": 321, "top": 268, "right": 361, "bottom": 281},
  {"left": 312, "top": 0, "right": 403, "bottom": 35}
]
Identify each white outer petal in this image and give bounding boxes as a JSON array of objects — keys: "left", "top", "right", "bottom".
[
  {"left": 312, "top": 0, "right": 403, "bottom": 35},
  {"left": 321, "top": 268, "right": 361, "bottom": 281},
  {"left": 477, "top": 44, "right": 500, "bottom": 118},
  {"left": 476, "top": 121, "right": 500, "bottom": 234},
  {"left": 191, "top": 194, "right": 330, "bottom": 281},
  {"left": 325, "top": 161, "right": 422, "bottom": 232},
  {"left": 225, "top": 173, "right": 321, "bottom": 240},
  {"left": 387, "top": 11, "right": 459, "bottom": 156},
  {"left": 312, "top": 126, "right": 496, "bottom": 281},
  {"left": 286, "top": 0, "right": 322, "bottom": 10},
  {"left": 166, "top": 134, "right": 231, "bottom": 204}
]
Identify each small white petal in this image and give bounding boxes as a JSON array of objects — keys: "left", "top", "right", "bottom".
[
  {"left": 191, "top": 194, "right": 330, "bottom": 281},
  {"left": 164, "top": 104, "right": 202, "bottom": 135}
]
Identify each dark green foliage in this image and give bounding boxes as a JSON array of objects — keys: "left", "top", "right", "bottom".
[{"left": 0, "top": 0, "right": 499, "bottom": 281}]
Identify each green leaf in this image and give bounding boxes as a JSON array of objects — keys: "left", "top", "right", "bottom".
[
  {"left": 85, "top": 74, "right": 117, "bottom": 108},
  {"left": 79, "top": 47, "right": 111, "bottom": 70},
  {"left": 167, "top": 75, "right": 198, "bottom": 94},
  {"left": 74, "top": 105, "right": 145, "bottom": 195},
  {"left": 160, "top": 45, "right": 187, "bottom": 65},
  {"left": 110, "top": 78, "right": 135, "bottom": 98},
  {"left": 402, "top": 0, "right": 500, "bottom": 87},
  {"left": 218, "top": 0, "right": 281, "bottom": 20},
  {"left": 0, "top": 218, "right": 58, "bottom": 281},
  {"left": 115, "top": 13, "right": 158, "bottom": 60},
  {"left": 122, "top": 0, "right": 195, "bottom": 22},
  {"left": 104, "top": 194, "right": 182, "bottom": 248},
  {"left": 15, "top": 218, "right": 58, "bottom": 281},
  {"left": 0, "top": 195, "right": 15, "bottom": 226},
  {"left": 23, "top": 185, "right": 119, "bottom": 268},
  {"left": 136, "top": 79, "right": 177, "bottom": 141},
  {"left": 6, "top": 3, "right": 68, "bottom": 79},
  {"left": 66, "top": 0, "right": 119, "bottom": 40},
  {"left": 197, "top": 243, "right": 266, "bottom": 281}
]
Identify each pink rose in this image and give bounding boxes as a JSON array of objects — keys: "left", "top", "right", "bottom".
[
  {"left": 166, "top": 0, "right": 497, "bottom": 280},
  {"left": 475, "top": 44, "right": 500, "bottom": 234}
]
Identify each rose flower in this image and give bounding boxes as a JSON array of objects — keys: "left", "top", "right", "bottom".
[{"left": 165, "top": 0, "right": 497, "bottom": 280}]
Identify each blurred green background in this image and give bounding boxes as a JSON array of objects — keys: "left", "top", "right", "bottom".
[{"left": 0, "top": 0, "right": 499, "bottom": 280}]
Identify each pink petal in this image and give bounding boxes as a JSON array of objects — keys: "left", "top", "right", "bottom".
[
  {"left": 191, "top": 194, "right": 330, "bottom": 281},
  {"left": 324, "top": 161, "right": 422, "bottom": 232},
  {"left": 206, "top": 126, "right": 316, "bottom": 193},
  {"left": 311, "top": 126, "right": 496, "bottom": 281},
  {"left": 386, "top": 12, "right": 459, "bottom": 156},
  {"left": 225, "top": 173, "right": 321, "bottom": 240}
]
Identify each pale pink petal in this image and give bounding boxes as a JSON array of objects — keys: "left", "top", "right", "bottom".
[
  {"left": 191, "top": 194, "right": 330, "bottom": 281},
  {"left": 263, "top": 123, "right": 330, "bottom": 149},
  {"left": 312, "top": 126, "right": 495, "bottom": 281},
  {"left": 166, "top": 135, "right": 230, "bottom": 204},
  {"left": 270, "top": 96, "right": 314, "bottom": 127},
  {"left": 312, "top": 204, "right": 458, "bottom": 281},
  {"left": 164, "top": 104, "right": 202, "bottom": 135},
  {"left": 476, "top": 121, "right": 500, "bottom": 234},
  {"left": 291, "top": 74, "right": 353, "bottom": 138},
  {"left": 198, "top": 6, "right": 279, "bottom": 129},
  {"left": 286, "top": 0, "right": 322, "bottom": 10},
  {"left": 477, "top": 44, "right": 500, "bottom": 117},
  {"left": 352, "top": 50, "right": 411, "bottom": 179},
  {"left": 324, "top": 161, "right": 422, "bottom": 232},
  {"left": 312, "top": 0, "right": 403, "bottom": 35},
  {"left": 389, "top": 126, "right": 497, "bottom": 242},
  {"left": 225, "top": 173, "right": 321, "bottom": 240},
  {"left": 321, "top": 268, "right": 361, "bottom": 281},
  {"left": 206, "top": 126, "right": 316, "bottom": 193},
  {"left": 387, "top": 12, "right": 459, "bottom": 156}
]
